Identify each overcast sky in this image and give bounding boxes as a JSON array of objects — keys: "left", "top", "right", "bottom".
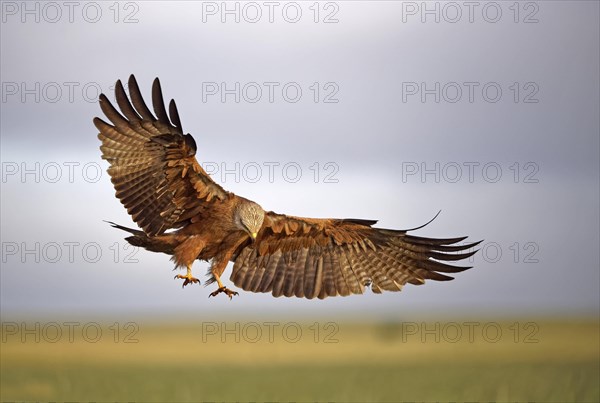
[{"left": 1, "top": 1, "right": 598, "bottom": 320}]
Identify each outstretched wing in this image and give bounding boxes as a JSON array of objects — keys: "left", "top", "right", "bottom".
[
  {"left": 231, "top": 212, "right": 480, "bottom": 299},
  {"left": 95, "top": 75, "right": 229, "bottom": 236}
]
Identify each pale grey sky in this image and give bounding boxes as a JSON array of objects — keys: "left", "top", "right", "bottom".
[{"left": 1, "top": 1, "right": 598, "bottom": 319}]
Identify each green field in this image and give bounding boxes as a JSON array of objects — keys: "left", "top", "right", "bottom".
[{"left": 2, "top": 318, "right": 598, "bottom": 401}]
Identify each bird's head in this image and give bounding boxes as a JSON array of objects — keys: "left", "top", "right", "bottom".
[{"left": 235, "top": 201, "right": 265, "bottom": 241}]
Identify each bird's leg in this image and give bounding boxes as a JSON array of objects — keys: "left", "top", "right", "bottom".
[
  {"left": 207, "top": 247, "right": 243, "bottom": 300},
  {"left": 174, "top": 264, "right": 200, "bottom": 288},
  {"left": 172, "top": 236, "right": 205, "bottom": 288},
  {"left": 208, "top": 260, "right": 239, "bottom": 299},
  {"left": 209, "top": 275, "right": 239, "bottom": 299}
]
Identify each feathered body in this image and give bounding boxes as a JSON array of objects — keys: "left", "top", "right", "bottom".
[{"left": 96, "top": 75, "right": 480, "bottom": 299}]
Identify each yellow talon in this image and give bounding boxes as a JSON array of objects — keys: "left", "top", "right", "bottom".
[
  {"left": 209, "top": 286, "right": 239, "bottom": 300},
  {"left": 174, "top": 265, "right": 200, "bottom": 288}
]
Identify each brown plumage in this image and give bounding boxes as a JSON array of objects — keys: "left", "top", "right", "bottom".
[{"left": 95, "top": 75, "right": 480, "bottom": 300}]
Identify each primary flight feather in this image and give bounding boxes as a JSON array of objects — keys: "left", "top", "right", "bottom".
[{"left": 95, "top": 75, "right": 480, "bottom": 300}]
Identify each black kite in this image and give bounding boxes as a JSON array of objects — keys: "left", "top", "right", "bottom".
[{"left": 95, "top": 75, "right": 480, "bottom": 299}]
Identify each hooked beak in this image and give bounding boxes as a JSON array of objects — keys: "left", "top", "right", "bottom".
[{"left": 250, "top": 232, "right": 258, "bottom": 242}]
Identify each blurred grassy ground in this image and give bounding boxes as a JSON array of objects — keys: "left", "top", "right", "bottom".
[{"left": 1, "top": 318, "right": 598, "bottom": 401}]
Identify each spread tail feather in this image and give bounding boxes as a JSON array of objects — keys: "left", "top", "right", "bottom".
[
  {"left": 104, "top": 220, "right": 145, "bottom": 236},
  {"left": 105, "top": 220, "right": 175, "bottom": 252}
]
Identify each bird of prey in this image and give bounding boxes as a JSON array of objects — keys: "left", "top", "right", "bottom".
[{"left": 95, "top": 75, "right": 479, "bottom": 300}]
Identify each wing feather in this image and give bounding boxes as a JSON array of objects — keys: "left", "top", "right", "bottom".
[
  {"left": 293, "top": 250, "right": 308, "bottom": 298},
  {"left": 151, "top": 78, "right": 170, "bottom": 123},
  {"left": 303, "top": 249, "right": 321, "bottom": 300},
  {"left": 115, "top": 80, "right": 142, "bottom": 121},
  {"left": 246, "top": 254, "right": 267, "bottom": 292},
  {"left": 259, "top": 251, "right": 282, "bottom": 293},
  {"left": 169, "top": 100, "right": 183, "bottom": 132},
  {"left": 272, "top": 254, "right": 293, "bottom": 298},
  {"left": 96, "top": 75, "right": 229, "bottom": 236},
  {"left": 231, "top": 249, "right": 251, "bottom": 285},
  {"left": 320, "top": 249, "right": 337, "bottom": 298},
  {"left": 337, "top": 247, "right": 363, "bottom": 294},
  {"left": 330, "top": 250, "right": 349, "bottom": 297},
  {"left": 127, "top": 75, "right": 155, "bottom": 120},
  {"left": 231, "top": 212, "right": 480, "bottom": 299}
]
